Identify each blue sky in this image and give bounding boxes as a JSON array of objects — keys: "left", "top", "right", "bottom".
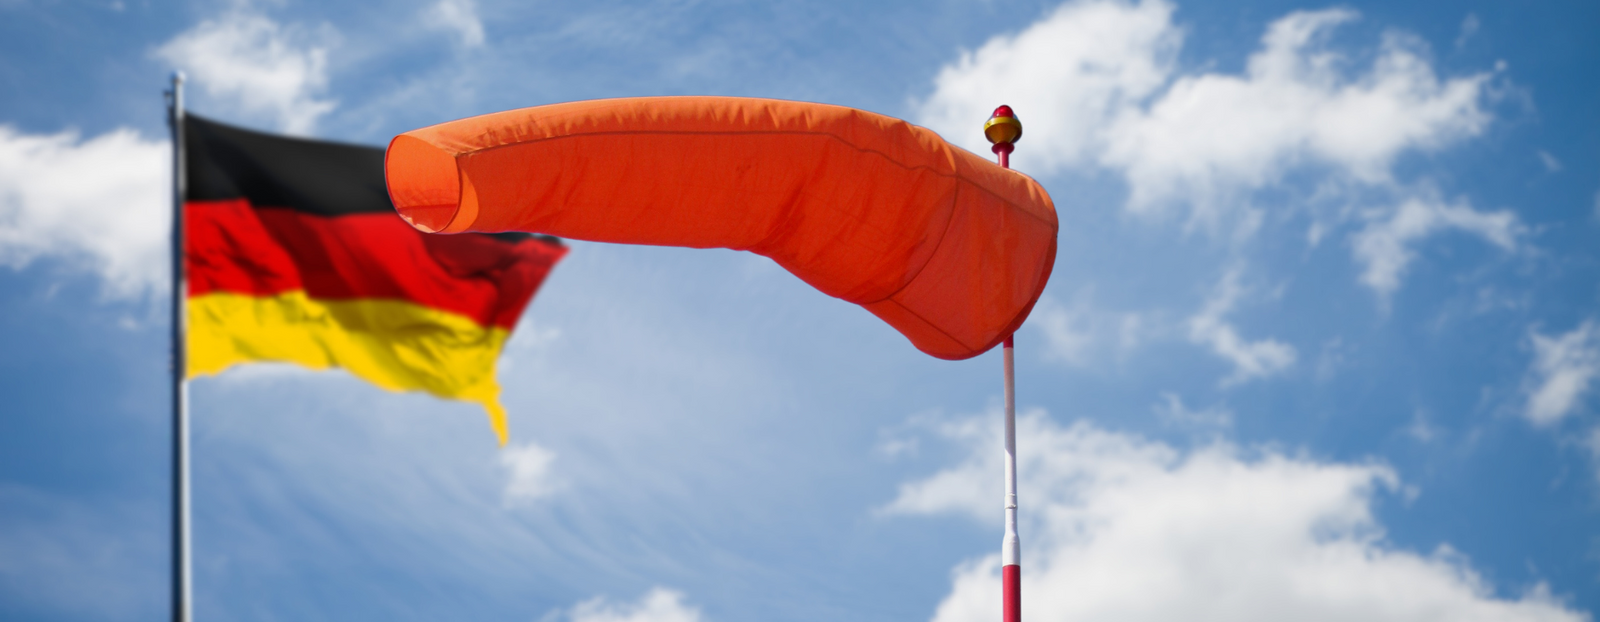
[{"left": 2, "top": 0, "right": 1598, "bottom": 620}]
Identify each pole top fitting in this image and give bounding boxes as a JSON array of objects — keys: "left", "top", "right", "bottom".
[
  {"left": 171, "top": 71, "right": 186, "bottom": 85},
  {"left": 984, "top": 105, "right": 1022, "bottom": 151}
]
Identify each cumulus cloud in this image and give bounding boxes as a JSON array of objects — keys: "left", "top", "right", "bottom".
[
  {"left": 885, "top": 412, "right": 1585, "bottom": 622},
  {"left": 500, "top": 441, "right": 560, "bottom": 504},
  {"left": 919, "top": 1, "right": 1490, "bottom": 219},
  {"left": 154, "top": 11, "right": 337, "bottom": 135},
  {"left": 918, "top": 0, "right": 1504, "bottom": 295},
  {"left": 426, "top": 0, "right": 486, "bottom": 48},
  {"left": 1188, "top": 270, "right": 1295, "bottom": 385},
  {"left": 1351, "top": 194, "right": 1519, "bottom": 300},
  {"left": 1106, "top": 9, "right": 1490, "bottom": 222},
  {"left": 0, "top": 125, "right": 169, "bottom": 297},
  {"left": 560, "top": 588, "right": 702, "bottom": 622},
  {"left": 1, "top": 10, "right": 349, "bottom": 296},
  {"left": 1523, "top": 320, "right": 1600, "bottom": 426},
  {"left": 916, "top": 0, "right": 1178, "bottom": 173}
]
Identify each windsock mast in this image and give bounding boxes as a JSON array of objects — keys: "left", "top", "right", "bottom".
[{"left": 985, "top": 103, "right": 1024, "bottom": 622}]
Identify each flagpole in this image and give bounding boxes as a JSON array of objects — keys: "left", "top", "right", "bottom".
[
  {"left": 166, "top": 71, "right": 193, "bottom": 622},
  {"left": 984, "top": 105, "right": 1023, "bottom": 622}
]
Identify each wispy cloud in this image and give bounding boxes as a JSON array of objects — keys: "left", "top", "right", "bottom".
[
  {"left": 1351, "top": 193, "right": 1519, "bottom": 302},
  {"left": 886, "top": 412, "right": 1585, "bottom": 622},
  {"left": 501, "top": 441, "right": 560, "bottom": 505},
  {"left": 1586, "top": 427, "right": 1600, "bottom": 483},
  {"left": 1032, "top": 293, "right": 1151, "bottom": 367},
  {"left": 1455, "top": 13, "right": 1480, "bottom": 50},
  {"left": 558, "top": 588, "right": 703, "bottom": 622},
  {"left": 1188, "top": 270, "right": 1295, "bottom": 385},
  {"left": 425, "top": 0, "right": 486, "bottom": 48},
  {"left": 0, "top": 485, "right": 162, "bottom": 620},
  {"left": 1035, "top": 298, "right": 1095, "bottom": 365},
  {"left": 153, "top": 10, "right": 338, "bottom": 134},
  {"left": 1154, "top": 391, "right": 1232, "bottom": 429},
  {"left": 1537, "top": 150, "right": 1562, "bottom": 173},
  {"left": 1524, "top": 320, "right": 1599, "bottom": 426},
  {"left": 0, "top": 125, "right": 168, "bottom": 297},
  {"left": 1406, "top": 408, "right": 1439, "bottom": 443}
]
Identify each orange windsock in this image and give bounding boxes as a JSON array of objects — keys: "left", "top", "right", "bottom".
[{"left": 385, "top": 97, "right": 1057, "bottom": 360}]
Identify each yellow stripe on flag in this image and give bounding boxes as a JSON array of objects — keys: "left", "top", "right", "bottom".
[{"left": 187, "top": 291, "right": 513, "bottom": 444}]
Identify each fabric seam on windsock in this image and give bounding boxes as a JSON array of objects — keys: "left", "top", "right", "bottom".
[
  {"left": 442, "top": 131, "right": 1053, "bottom": 322},
  {"left": 451, "top": 130, "right": 1058, "bottom": 228},
  {"left": 386, "top": 97, "right": 1055, "bottom": 360}
]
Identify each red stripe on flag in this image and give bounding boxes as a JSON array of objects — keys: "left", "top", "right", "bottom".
[{"left": 186, "top": 198, "right": 565, "bottom": 330}]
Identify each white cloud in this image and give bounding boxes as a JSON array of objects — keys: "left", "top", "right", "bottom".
[
  {"left": 1537, "top": 150, "right": 1562, "bottom": 173},
  {"left": 1314, "top": 337, "right": 1348, "bottom": 382},
  {"left": 562, "top": 588, "right": 702, "bottom": 622},
  {"left": 1107, "top": 9, "right": 1489, "bottom": 225},
  {"left": 919, "top": 1, "right": 1504, "bottom": 295},
  {"left": 886, "top": 413, "right": 1585, "bottom": 622},
  {"left": 919, "top": 2, "right": 1490, "bottom": 225},
  {"left": 1406, "top": 409, "right": 1438, "bottom": 443},
  {"left": 1153, "top": 391, "right": 1232, "bottom": 429},
  {"left": 1188, "top": 270, "right": 1295, "bottom": 385},
  {"left": 426, "top": 0, "right": 486, "bottom": 48},
  {"left": 154, "top": 11, "right": 337, "bottom": 135},
  {"left": 1586, "top": 427, "right": 1600, "bottom": 483},
  {"left": 1033, "top": 294, "right": 1152, "bottom": 367},
  {"left": 1455, "top": 13, "right": 1480, "bottom": 50},
  {"left": 0, "top": 125, "right": 169, "bottom": 297},
  {"left": 0, "top": 11, "right": 353, "bottom": 299},
  {"left": 916, "top": 0, "right": 1178, "bottom": 173},
  {"left": 1524, "top": 320, "right": 1600, "bottom": 426},
  {"left": 1036, "top": 300, "right": 1095, "bottom": 365},
  {"left": 500, "top": 441, "right": 560, "bottom": 504},
  {"left": 1351, "top": 194, "right": 1519, "bottom": 301}
]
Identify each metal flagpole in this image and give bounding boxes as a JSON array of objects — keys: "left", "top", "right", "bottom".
[
  {"left": 983, "top": 105, "right": 1024, "bottom": 622},
  {"left": 165, "top": 71, "right": 193, "bottom": 622}
]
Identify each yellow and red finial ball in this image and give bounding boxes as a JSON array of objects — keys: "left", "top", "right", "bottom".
[{"left": 984, "top": 105, "right": 1022, "bottom": 154}]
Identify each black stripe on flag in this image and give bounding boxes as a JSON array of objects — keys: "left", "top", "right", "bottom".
[{"left": 183, "top": 115, "right": 562, "bottom": 247}]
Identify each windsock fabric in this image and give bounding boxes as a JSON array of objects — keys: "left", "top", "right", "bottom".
[
  {"left": 384, "top": 97, "right": 1057, "bottom": 360},
  {"left": 184, "top": 115, "right": 566, "bottom": 444}
]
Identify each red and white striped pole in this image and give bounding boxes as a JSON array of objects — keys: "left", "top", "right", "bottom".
[{"left": 984, "top": 106, "right": 1023, "bottom": 622}]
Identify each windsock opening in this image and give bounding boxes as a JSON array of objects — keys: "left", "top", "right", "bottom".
[
  {"left": 383, "top": 97, "right": 1059, "bottom": 360},
  {"left": 386, "top": 134, "right": 468, "bottom": 233}
]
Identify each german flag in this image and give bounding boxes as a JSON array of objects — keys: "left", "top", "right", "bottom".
[{"left": 183, "top": 115, "right": 566, "bottom": 444}]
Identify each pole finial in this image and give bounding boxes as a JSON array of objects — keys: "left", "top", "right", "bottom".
[{"left": 984, "top": 105, "right": 1022, "bottom": 156}]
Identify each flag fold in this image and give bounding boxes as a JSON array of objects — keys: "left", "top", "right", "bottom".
[{"left": 184, "top": 115, "right": 565, "bottom": 444}]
